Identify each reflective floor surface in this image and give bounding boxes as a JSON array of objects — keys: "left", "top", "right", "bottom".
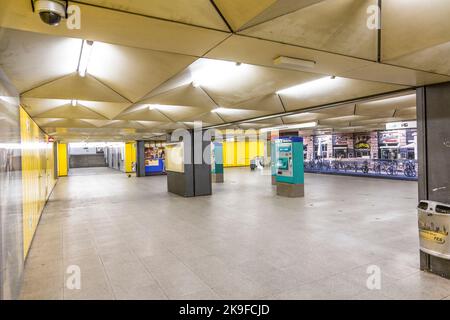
[{"left": 20, "top": 167, "right": 450, "bottom": 300}]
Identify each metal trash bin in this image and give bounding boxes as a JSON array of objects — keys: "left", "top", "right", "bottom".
[{"left": 418, "top": 200, "right": 450, "bottom": 260}]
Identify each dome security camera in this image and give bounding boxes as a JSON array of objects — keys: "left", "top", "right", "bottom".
[{"left": 33, "top": 0, "right": 67, "bottom": 26}]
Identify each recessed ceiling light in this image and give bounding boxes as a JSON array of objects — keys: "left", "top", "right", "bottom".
[{"left": 148, "top": 104, "right": 159, "bottom": 110}]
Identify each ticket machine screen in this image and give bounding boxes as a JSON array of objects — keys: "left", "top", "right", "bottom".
[{"left": 277, "top": 143, "right": 293, "bottom": 177}]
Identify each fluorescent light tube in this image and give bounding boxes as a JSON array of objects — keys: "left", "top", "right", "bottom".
[
  {"left": 276, "top": 77, "right": 336, "bottom": 95},
  {"left": 78, "top": 40, "right": 94, "bottom": 77}
]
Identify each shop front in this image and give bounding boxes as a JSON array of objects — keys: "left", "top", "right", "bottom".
[{"left": 303, "top": 128, "right": 418, "bottom": 180}]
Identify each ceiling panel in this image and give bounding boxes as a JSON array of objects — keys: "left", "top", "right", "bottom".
[
  {"left": 140, "top": 84, "right": 215, "bottom": 110},
  {"left": 340, "top": 60, "right": 450, "bottom": 86},
  {"left": 36, "top": 118, "right": 98, "bottom": 128},
  {"left": 351, "top": 117, "right": 414, "bottom": 127},
  {"left": 213, "top": 0, "right": 276, "bottom": 31},
  {"left": 0, "top": 0, "right": 229, "bottom": 56},
  {"left": 282, "top": 112, "right": 328, "bottom": 124},
  {"left": 145, "top": 105, "right": 210, "bottom": 122},
  {"left": 102, "top": 120, "right": 146, "bottom": 129},
  {"left": 395, "top": 106, "right": 417, "bottom": 118},
  {"left": 239, "top": 0, "right": 328, "bottom": 30},
  {"left": 383, "top": 41, "right": 450, "bottom": 77},
  {"left": 87, "top": 42, "right": 197, "bottom": 102},
  {"left": 382, "top": 0, "right": 450, "bottom": 61},
  {"left": 355, "top": 93, "right": 416, "bottom": 117},
  {"left": 232, "top": 94, "right": 285, "bottom": 112},
  {"left": 240, "top": 0, "right": 377, "bottom": 60},
  {"left": 114, "top": 106, "right": 172, "bottom": 122},
  {"left": 0, "top": 29, "right": 81, "bottom": 93},
  {"left": 74, "top": 101, "right": 132, "bottom": 120},
  {"left": 181, "top": 111, "right": 224, "bottom": 125},
  {"left": 136, "top": 121, "right": 168, "bottom": 129},
  {"left": 77, "top": 0, "right": 229, "bottom": 31},
  {"left": 205, "top": 35, "right": 372, "bottom": 77},
  {"left": 206, "top": 35, "right": 450, "bottom": 87},
  {"left": 189, "top": 59, "right": 322, "bottom": 106},
  {"left": 21, "top": 73, "right": 129, "bottom": 103},
  {"left": 278, "top": 77, "right": 407, "bottom": 111},
  {"left": 214, "top": 108, "right": 274, "bottom": 123},
  {"left": 34, "top": 104, "right": 108, "bottom": 120},
  {"left": 20, "top": 98, "right": 70, "bottom": 116},
  {"left": 319, "top": 115, "right": 368, "bottom": 125}
]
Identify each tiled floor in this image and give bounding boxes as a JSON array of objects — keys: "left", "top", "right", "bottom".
[{"left": 20, "top": 167, "right": 450, "bottom": 300}]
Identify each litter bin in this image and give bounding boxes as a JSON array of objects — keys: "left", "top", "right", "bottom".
[{"left": 418, "top": 200, "right": 450, "bottom": 260}]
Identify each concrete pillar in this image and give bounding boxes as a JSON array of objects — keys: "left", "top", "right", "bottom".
[
  {"left": 417, "top": 82, "right": 450, "bottom": 278},
  {"left": 136, "top": 140, "right": 146, "bottom": 177}
]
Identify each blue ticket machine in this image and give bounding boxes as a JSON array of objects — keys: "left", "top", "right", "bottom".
[{"left": 275, "top": 137, "right": 304, "bottom": 197}]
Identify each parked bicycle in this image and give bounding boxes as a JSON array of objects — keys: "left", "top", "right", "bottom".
[{"left": 403, "top": 160, "right": 417, "bottom": 177}]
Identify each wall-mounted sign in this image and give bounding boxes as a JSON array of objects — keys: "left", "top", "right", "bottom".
[
  {"left": 47, "top": 136, "right": 55, "bottom": 143},
  {"left": 379, "top": 131, "right": 400, "bottom": 145},
  {"left": 386, "top": 121, "right": 417, "bottom": 130}
]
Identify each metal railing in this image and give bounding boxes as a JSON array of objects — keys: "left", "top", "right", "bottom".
[{"left": 304, "top": 158, "right": 418, "bottom": 180}]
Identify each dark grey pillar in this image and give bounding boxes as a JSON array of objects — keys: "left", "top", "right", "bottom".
[
  {"left": 136, "top": 140, "right": 146, "bottom": 177},
  {"left": 167, "top": 129, "right": 212, "bottom": 197},
  {"left": 417, "top": 82, "right": 450, "bottom": 279}
]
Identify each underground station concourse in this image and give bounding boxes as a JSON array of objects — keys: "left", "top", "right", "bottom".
[{"left": 0, "top": 0, "right": 449, "bottom": 303}]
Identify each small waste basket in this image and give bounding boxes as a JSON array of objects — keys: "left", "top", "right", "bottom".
[{"left": 418, "top": 200, "right": 450, "bottom": 260}]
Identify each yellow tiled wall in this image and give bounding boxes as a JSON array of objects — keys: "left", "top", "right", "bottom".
[
  {"left": 20, "top": 107, "right": 57, "bottom": 258},
  {"left": 223, "top": 140, "right": 265, "bottom": 167}
]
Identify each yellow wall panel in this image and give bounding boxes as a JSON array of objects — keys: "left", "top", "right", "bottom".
[
  {"left": 57, "top": 143, "right": 68, "bottom": 177},
  {"left": 20, "top": 107, "right": 57, "bottom": 258},
  {"left": 223, "top": 141, "right": 235, "bottom": 167}
]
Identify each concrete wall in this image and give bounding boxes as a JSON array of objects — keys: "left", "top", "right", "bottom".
[
  {"left": 69, "top": 154, "right": 107, "bottom": 168},
  {"left": 68, "top": 146, "right": 99, "bottom": 155}
]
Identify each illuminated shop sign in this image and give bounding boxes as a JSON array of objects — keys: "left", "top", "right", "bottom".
[{"left": 386, "top": 121, "right": 417, "bottom": 130}]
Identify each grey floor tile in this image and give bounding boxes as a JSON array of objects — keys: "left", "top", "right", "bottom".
[{"left": 20, "top": 167, "right": 446, "bottom": 300}]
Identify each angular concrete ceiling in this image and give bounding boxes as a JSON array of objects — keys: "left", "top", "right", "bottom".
[
  {"left": 0, "top": 0, "right": 446, "bottom": 141},
  {"left": 381, "top": 0, "right": 450, "bottom": 76},
  {"left": 76, "top": 0, "right": 229, "bottom": 31},
  {"left": 240, "top": 0, "right": 378, "bottom": 60}
]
